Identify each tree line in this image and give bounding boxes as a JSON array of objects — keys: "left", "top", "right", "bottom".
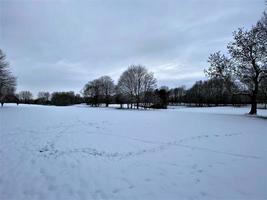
[{"left": 0, "top": 12, "right": 266, "bottom": 114}]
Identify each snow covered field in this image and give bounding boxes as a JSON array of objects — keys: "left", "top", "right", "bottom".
[{"left": 0, "top": 104, "right": 266, "bottom": 200}]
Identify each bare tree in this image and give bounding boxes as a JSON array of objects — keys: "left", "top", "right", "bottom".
[
  {"left": 117, "top": 67, "right": 135, "bottom": 108},
  {"left": 143, "top": 72, "right": 157, "bottom": 108},
  {"left": 205, "top": 51, "right": 236, "bottom": 103},
  {"left": 83, "top": 76, "right": 115, "bottom": 107},
  {"left": 38, "top": 92, "right": 50, "bottom": 101},
  {"left": 98, "top": 76, "right": 115, "bottom": 107},
  {"left": 117, "top": 65, "right": 156, "bottom": 109},
  {"left": 227, "top": 13, "right": 267, "bottom": 114},
  {"left": 19, "top": 91, "right": 33, "bottom": 103},
  {"left": 0, "top": 49, "right": 16, "bottom": 106},
  {"left": 205, "top": 52, "right": 233, "bottom": 81},
  {"left": 169, "top": 86, "right": 186, "bottom": 105},
  {"left": 37, "top": 91, "right": 50, "bottom": 104},
  {"left": 256, "top": 12, "right": 267, "bottom": 58}
]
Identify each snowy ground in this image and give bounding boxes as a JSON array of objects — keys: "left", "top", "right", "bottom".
[{"left": 0, "top": 104, "right": 266, "bottom": 200}]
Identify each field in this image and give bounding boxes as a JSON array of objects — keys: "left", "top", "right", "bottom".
[{"left": 0, "top": 104, "right": 266, "bottom": 200}]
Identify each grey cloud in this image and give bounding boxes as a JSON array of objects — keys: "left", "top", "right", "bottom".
[{"left": 0, "top": 0, "right": 265, "bottom": 95}]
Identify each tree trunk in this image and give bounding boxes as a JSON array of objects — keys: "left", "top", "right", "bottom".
[
  {"left": 264, "top": 94, "right": 267, "bottom": 109},
  {"left": 249, "top": 81, "right": 258, "bottom": 115},
  {"left": 105, "top": 96, "right": 109, "bottom": 107},
  {"left": 249, "top": 60, "right": 261, "bottom": 115},
  {"left": 249, "top": 98, "right": 257, "bottom": 115}
]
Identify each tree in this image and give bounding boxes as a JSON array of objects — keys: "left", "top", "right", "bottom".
[
  {"left": 117, "top": 65, "right": 156, "bottom": 109},
  {"left": 98, "top": 76, "right": 115, "bottom": 107},
  {"left": 37, "top": 91, "right": 50, "bottom": 104},
  {"left": 205, "top": 51, "right": 236, "bottom": 104},
  {"left": 51, "top": 91, "right": 75, "bottom": 106},
  {"left": 205, "top": 52, "right": 233, "bottom": 82},
  {"left": 153, "top": 86, "right": 169, "bottom": 109},
  {"left": 83, "top": 76, "right": 115, "bottom": 107},
  {"left": 19, "top": 91, "right": 33, "bottom": 103},
  {"left": 0, "top": 49, "right": 16, "bottom": 106},
  {"left": 256, "top": 12, "right": 267, "bottom": 59},
  {"left": 259, "top": 78, "right": 267, "bottom": 108},
  {"left": 169, "top": 86, "right": 186, "bottom": 105},
  {"left": 185, "top": 81, "right": 205, "bottom": 106},
  {"left": 38, "top": 92, "right": 50, "bottom": 101},
  {"left": 227, "top": 13, "right": 267, "bottom": 114},
  {"left": 83, "top": 79, "right": 102, "bottom": 106},
  {"left": 74, "top": 94, "right": 83, "bottom": 104},
  {"left": 115, "top": 85, "right": 126, "bottom": 109}
]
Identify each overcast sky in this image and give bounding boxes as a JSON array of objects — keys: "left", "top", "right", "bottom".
[{"left": 0, "top": 0, "right": 265, "bottom": 95}]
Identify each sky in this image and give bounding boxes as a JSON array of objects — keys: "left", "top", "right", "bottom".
[{"left": 0, "top": 0, "right": 265, "bottom": 96}]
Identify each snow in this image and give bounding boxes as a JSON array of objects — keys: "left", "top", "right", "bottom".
[{"left": 0, "top": 104, "right": 267, "bottom": 200}]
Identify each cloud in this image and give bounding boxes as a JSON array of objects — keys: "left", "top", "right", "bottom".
[{"left": 0, "top": 0, "right": 265, "bottom": 94}]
